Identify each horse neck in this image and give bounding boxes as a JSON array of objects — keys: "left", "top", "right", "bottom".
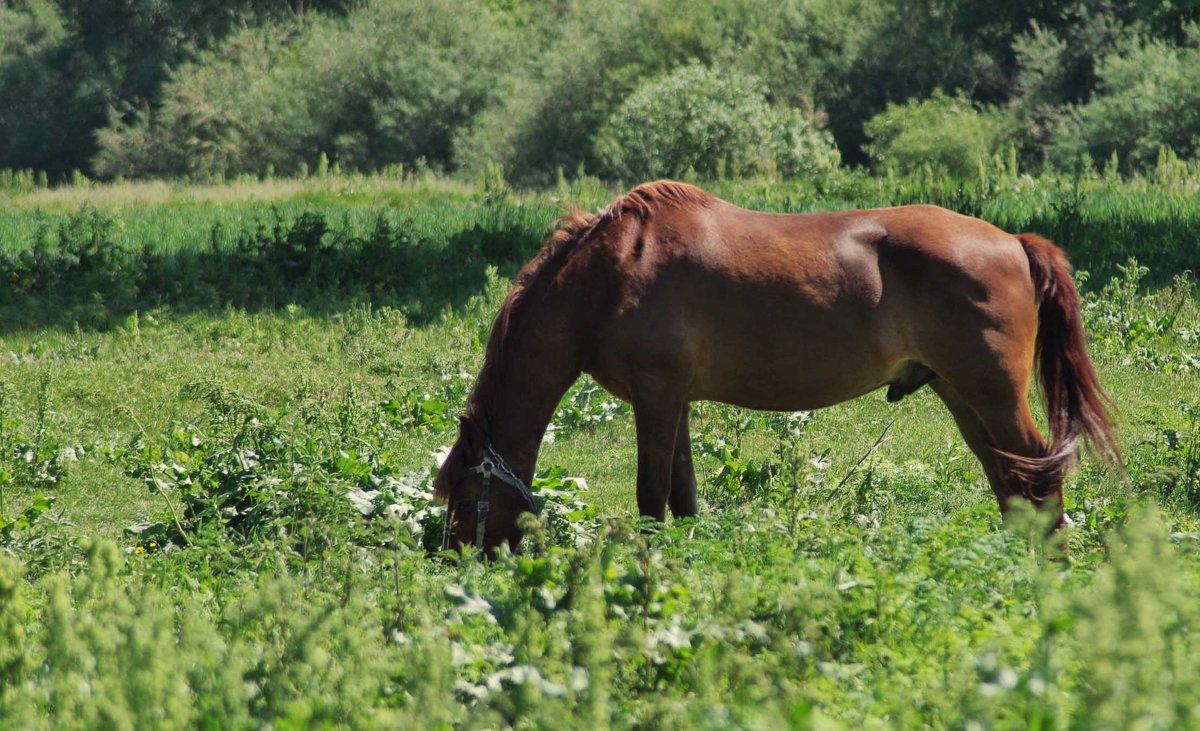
[{"left": 477, "top": 328, "right": 580, "bottom": 484}]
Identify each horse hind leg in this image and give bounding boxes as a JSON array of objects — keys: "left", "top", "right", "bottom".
[
  {"left": 930, "top": 380, "right": 1008, "bottom": 505},
  {"left": 930, "top": 378, "right": 1065, "bottom": 530}
]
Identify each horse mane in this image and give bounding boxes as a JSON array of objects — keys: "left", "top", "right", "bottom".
[{"left": 463, "top": 180, "right": 714, "bottom": 432}]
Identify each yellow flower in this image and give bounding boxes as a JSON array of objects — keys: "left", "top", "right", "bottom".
[{"left": 134, "top": 546, "right": 146, "bottom": 555}]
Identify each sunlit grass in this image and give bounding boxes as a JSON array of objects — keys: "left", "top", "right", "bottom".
[
  {"left": 0, "top": 177, "right": 1199, "bottom": 727},
  {"left": 0, "top": 172, "right": 479, "bottom": 210}
]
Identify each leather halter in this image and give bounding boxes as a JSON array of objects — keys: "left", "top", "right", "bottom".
[{"left": 442, "top": 443, "right": 539, "bottom": 551}]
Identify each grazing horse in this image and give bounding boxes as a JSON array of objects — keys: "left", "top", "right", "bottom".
[{"left": 433, "top": 181, "right": 1120, "bottom": 554}]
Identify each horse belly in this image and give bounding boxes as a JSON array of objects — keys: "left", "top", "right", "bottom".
[
  {"left": 587, "top": 233, "right": 909, "bottom": 409},
  {"left": 690, "top": 300, "right": 905, "bottom": 411},
  {"left": 695, "top": 346, "right": 898, "bottom": 410}
]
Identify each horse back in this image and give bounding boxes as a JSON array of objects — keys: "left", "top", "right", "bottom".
[
  {"left": 637, "top": 200, "right": 1031, "bottom": 316},
  {"left": 582, "top": 199, "right": 1038, "bottom": 409}
]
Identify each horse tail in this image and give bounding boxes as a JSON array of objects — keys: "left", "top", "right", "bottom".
[{"left": 1016, "top": 233, "right": 1122, "bottom": 476}]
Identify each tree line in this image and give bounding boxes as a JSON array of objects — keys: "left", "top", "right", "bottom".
[{"left": 1, "top": 0, "right": 1198, "bottom": 183}]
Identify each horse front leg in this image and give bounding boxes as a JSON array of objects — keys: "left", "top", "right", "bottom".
[
  {"left": 632, "top": 387, "right": 686, "bottom": 521},
  {"left": 668, "top": 408, "right": 698, "bottom": 518}
]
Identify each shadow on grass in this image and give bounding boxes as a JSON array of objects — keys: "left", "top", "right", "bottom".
[
  {"left": 0, "top": 206, "right": 552, "bottom": 333},
  {"left": 2, "top": 184, "right": 1197, "bottom": 335}
]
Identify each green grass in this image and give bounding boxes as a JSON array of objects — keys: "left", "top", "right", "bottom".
[
  {"left": 1, "top": 174, "right": 1199, "bottom": 728},
  {"left": 4, "top": 282, "right": 1195, "bottom": 535}
]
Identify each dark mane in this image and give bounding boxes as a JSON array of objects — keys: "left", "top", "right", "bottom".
[{"left": 463, "top": 180, "right": 714, "bottom": 431}]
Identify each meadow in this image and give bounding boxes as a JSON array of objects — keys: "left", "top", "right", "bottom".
[{"left": 0, "top": 169, "right": 1199, "bottom": 729}]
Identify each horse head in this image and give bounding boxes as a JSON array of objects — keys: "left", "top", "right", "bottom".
[{"left": 433, "top": 414, "right": 538, "bottom": 556}]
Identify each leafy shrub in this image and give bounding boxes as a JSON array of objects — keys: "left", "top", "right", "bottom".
[
  {"left": 96, "top": 0, "right": 508, "bottom": 179},
  {"left": 864, "top": 90, "right": 1013, "bottom": 178},
  {"left": 120, "top": 377, "right": 597, "bottom": 558},
  {"left": 595, "top": 63, "right": 837, "bottom": 180},
  {"left": 0, "top": 201, "right": 553, "bottom": 329},
  {"left": 0, "top": 207, "right": 140, "bottom": 314},
  {"left": 694, "top": 433, "right": 777, "bottom": 503},
  {"left": 1135, "top": 404, "right": 1200, "bottom": 510},
  {"left": 457, "top": 0, "right": 852, "bottom": 184},
  {"left": 0, "top": 378, "right": 77, "bottom": 578},
  {"left": 1050, "top": 34, "right": 1200, "bottom": 172},
  {"left": 1006, "top": 13, "right": 1132, "bottom": 170},
  {"left": 381, "top": 374, "right": 471, "bottom": 433},
  {"left": 1064, "top": 510, "right": 1200, "bottom": 728},
  {"left": 551, "top": 377, "right": 631, "bottom": 434},
  {"left": 454, "top": 0, "right": 716, "bottom": 184},
  {"left": 1082, "top": 260, "right": 1200, "bottom": 373},
  {"left": 93, "top": 24, "right": 290, "bottom": 179},
  {"left": 122, "top": 381, "right": 365, "bottom": 556},
  {"left": 0, "top": 542, "right": 404, "bottom": 729},
  {"left": 767, "top": 108, "right": 843, "bottom": 179}
]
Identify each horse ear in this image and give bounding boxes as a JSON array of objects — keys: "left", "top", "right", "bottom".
[{"left": 458, "top": 413, "right": 484, "bottom": 453}]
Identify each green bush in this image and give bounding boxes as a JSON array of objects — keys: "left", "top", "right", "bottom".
[
  {"left": 118, "top": 373, "right": 599, "bottom": 557},
  {"left": 94, "top": 23, "right": 303, "bottom": 180},
  {"left": 768, "top": 108, "right": 843, "bottom": 179},
  {"left": 3, "top": 0, "right": 358, "bottom": 178},
  {"left": 96, "top": 0, "right": 508, "bottom": 179},
  {"left": 595, "top": 64, "right": 837, "bottom": 181},
  {"left": 456, "top": 0, "right": 848, "bottom": 184},
  {"left": 864, "top": 90, "right": 1013, "bottom": 178},
  {"left": 1064, "top": 510, "right": 1200, "bottom": 728},
  {"left": 1008, "top": 15, "right": 1131, "bottom": 170},
  {"left": 1050, "top": 35, "right": 1200, "bottom": 172},
  {"left": 453, "top": 0, "right": 694, "bottom": 184},
  {"left": 0, "top": 200, "right": 556, "bottom": 330},
  {"left": 0, "top": 542, "right": 405, "bottom": 729}
]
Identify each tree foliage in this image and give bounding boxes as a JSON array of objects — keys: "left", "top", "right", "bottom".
[
  {"left": 1051, "top": 32, "right": 1200, "bottom": 172},
  {"left": 0, "top": 0, "right": 357, "bottom": 177},
  {"left": 595, "top": 63, "right": 838, "bottom": 181},
  {"left": 864, "top": 91, "right": 1012, "bottom": 178},
  {"left": 3, "top": 0, "right": 1200, "bottom": 179},
  {"left": 97, "top": 0, "right": 507, "bottom": 179}
]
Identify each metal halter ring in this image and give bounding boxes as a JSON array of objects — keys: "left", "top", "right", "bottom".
[{"left": 442, "top": 443, "right": 539, "bottom": 551}]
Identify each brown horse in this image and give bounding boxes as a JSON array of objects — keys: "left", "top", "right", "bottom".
[{"left": 434, "top": 181, "right": 1120, "bottom": 554}]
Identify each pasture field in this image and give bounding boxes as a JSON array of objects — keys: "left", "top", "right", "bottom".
[{"left": 1, "top": 172, "right": 1199, "bottom": 728}]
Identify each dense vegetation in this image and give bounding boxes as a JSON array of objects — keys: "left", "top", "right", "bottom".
[
  {"left": 3, "top": 0, "right": 1200, "bottom": 182},
  {"left": 3, "top": 2, "right": 1198, "bottom": 726},
  {"left": 0, "top": 172, "right": 1198, "bottom": 727}
]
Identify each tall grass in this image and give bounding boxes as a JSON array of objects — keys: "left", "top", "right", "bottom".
[
  {"left": 1, "top": 168, "right": 1197, "bottom": 334},
  {"left": 1, "top": 505, "right": 1198, "bottom": 727},
  {"left": 0, "top": 193, "right": 557, "bottom": 330}
]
